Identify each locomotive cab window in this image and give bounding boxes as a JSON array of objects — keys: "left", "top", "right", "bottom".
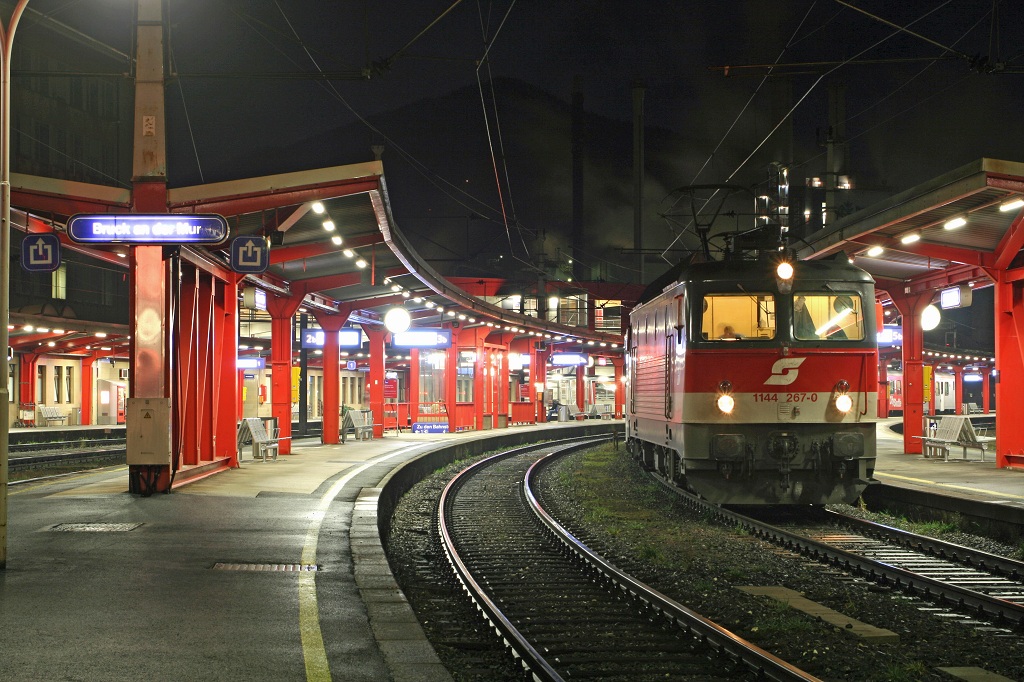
[
  {"left": 701, "top": 293, "right": 775, "bottom": 341},
  {"left": 793, "top": 293, "right": 864, "bottom": 341}
]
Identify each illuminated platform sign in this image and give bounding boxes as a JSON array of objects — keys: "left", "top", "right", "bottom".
[
  {"left": 237, "top": 357, "right": 266, "bottom": 369},
  {"left": 391, "top": 328, "right": 452, "bottom": 348},
  {"left": 878, "top": 325, "right": 903, "bottom": 347},
  {"left": 67, "top": 213, "right": 229, "bottom": 245},
  {"left": 301, "top": 328, "right": 362, "bottom": 349},
  {"left": 412, "top": 422, "right": 449, "bottom": 433},
  {"left": 551, "top": 352, "right": 589, "bottom": 366}
]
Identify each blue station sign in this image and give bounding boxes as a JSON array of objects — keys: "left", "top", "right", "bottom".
[
  {"left": 67, "top": 213, "right": 229, "bottom": 245},
  {"left": 301, "top": 328, "right": 362, "bottom": 349},
  {"left": 391, "top": 328, "right": 452, "bottom": 349},
  {"left": 21, "top": 233, "right": 61, "bottom": 272}
]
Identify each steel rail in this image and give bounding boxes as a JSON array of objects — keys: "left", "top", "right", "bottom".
[
  {"left": 437, "top": 438, "right": 601, "bottom": 682},
  {"left": 525, "top": 453, "right": 820, "bottom": 682},
  {"left": 658, "top": 481, "right": 1024, "bottom": 628},
  {"left": 825, "top": 509, "right": 1024, "bottom": 581}
]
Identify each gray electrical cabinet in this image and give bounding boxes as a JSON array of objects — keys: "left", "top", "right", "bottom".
[{"left": 126, "top": 397, "right": 172, "bottom": 466}]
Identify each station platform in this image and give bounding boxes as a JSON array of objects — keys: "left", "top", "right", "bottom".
[
  {"left": 873, "top": 416, "right": 1024, "bottom": 511},
  {"left": 2, "top": 418, "right": 1023, "bottom": 681}
]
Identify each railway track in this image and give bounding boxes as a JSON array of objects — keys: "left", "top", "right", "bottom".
[
  {"left": 438, "top": 438, "right": 817, "bottom": 682},
  {"left": 655, "top": 479, "right": 1024, "bottom": 631},
  {"left": 8, "top": 446, "right": 126, "bottom": 476},
  {"left": 781, "top": 507, "right": 1024, "bottom": 625}
]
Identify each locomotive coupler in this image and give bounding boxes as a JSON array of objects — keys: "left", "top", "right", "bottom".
[{"left": 767, "top": 431, "right": 799, "bottom": 462}]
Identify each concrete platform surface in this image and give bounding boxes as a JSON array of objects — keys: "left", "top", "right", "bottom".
[{"left": 1, "top": 418, "right": 1022, "bottom": 681}]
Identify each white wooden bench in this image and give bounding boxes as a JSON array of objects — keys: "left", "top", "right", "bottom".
[
  {"left": 38, "top": 405, "right": 66, "bottom": 426},
  {"left": 237, "top": 418, "right": 287, "bottom": 462},
  {"left": 341, "top": 409, "right": 375, "bottom": 443},
  {"left": 917, "top": 416, "right": 995, "bottom": 461}
]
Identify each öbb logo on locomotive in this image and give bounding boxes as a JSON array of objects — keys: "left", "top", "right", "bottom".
[{"left": 763, "top": 357, "right": 806, "bottom": 386}]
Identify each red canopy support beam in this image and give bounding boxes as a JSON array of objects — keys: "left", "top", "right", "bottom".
[{"left": 993, "top": 270, "right": 1024, "bottom": 469}]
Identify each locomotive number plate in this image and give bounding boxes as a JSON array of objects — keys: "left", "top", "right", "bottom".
[{"left": 754, "top": 392, "right": 817, "bottom": 403}]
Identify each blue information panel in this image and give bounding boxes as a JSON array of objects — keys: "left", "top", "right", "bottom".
[
  {"left": 412, "top": 422, "right": 450, "bottom": 433},
  {"left": 231, "top": 236, "right": 269, "bottom": 274},
  {"left": 391, "top": 328, "right": 452, "bottom": 349},
  {"left": 66, "top": 213, "right": 229, "bottom": 245},
  {"left": 21, "top": 233, "right": 61, "bottom": 272},
  {"left": 301, "top": 328, "right": 362, "bottom": 349}
]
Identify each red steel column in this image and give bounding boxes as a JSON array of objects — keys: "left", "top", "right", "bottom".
[
  {"left": 993, "top": 270, "right": 1024, "bottom": 468},
  {"left": 80, "top": 355, "right": 96, "bottom": 425},
  {"left": 444, "top": 325, "right": 460, "bottom": 430},
  {"left": 575, "top": 366, "right": 585, "bottom": 413},
  {"left": 892, "top": 292, "right": 932, "bottom": 455},
  {"left": 126, "top": 0, "right": 173, "bottom": 493},
  {"left": 312, "top": 309, "right": 352, "bottom": 445},
  {"left": 266, "top": 295, "right": 303, "bottom": 454},
  {"left": 364, "top": 326, "right": 387, "bottom": 438},
  {"left": 215, "top": 276, "right": 240, "bottom": 465},
  {"left": 409, "top": 348, "right": 420, "bottom": 430}
]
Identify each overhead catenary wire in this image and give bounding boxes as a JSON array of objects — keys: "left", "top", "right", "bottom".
[
  {"left": 660, "top": 1, "right": 818, "bottom": 263},
  {"left": 663, "top": 0, "right": 956, "bottom": 263}
]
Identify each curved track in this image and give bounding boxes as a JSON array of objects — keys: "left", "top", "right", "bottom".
[{"left": 438, "top": 438, "right": 817, "bottom": 682}]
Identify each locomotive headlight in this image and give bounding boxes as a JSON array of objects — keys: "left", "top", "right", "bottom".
[
  {"left": 775, "top": 261, "right": 794, "bottom": 294},
  {"left": 834, "top": 380, "right": 853, "bottom": 413},
  {"left": 716, "top": 380, "right": 735, "bottom": 414}
]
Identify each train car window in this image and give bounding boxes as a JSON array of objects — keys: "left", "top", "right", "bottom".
[
  {"left": 794, "top": 293, "right": 864, "bottom": 340},
  {"left": 701, "top": 293, "right": 775, "bottom": 340}
]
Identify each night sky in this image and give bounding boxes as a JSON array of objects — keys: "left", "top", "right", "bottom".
[{"left": 12, "top": 1, "right": 1024, "bottom": 283}]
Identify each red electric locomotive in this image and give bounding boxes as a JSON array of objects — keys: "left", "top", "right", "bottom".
[{"left": 625, "top": 255, "right": 878, "bottom": 505}]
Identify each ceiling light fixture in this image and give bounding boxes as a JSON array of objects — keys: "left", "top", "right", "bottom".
[
  {"left": 311, "top": 202, "right": 325, "bottom": 214},
  {"left": 943, "top": 216, "right": 967, "bottom": 230},
  {"left": 999, "top": 197, "right": 1024, "bottom": 212},
  {"left": 900, "top": 232, "right": 921, "bottom": 244},
  {"left": 322, "top": 220, "right": 335, "bottom": 231},
  {"left": 866, "top": 245, "right": 884, "bottom": 257}
]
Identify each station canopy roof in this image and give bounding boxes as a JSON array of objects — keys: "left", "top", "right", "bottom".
[
  {"left": 8, "top": 160, "right": 623, "bottom": 358},
  {"left": 797, "top": 158, "right": 1024, "bottom": 297}
]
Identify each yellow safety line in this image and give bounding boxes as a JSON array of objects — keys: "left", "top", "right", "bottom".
[
  {"left": 875, "top": 471, "right": 1024, "bottom": 500},
  {"left": 299, "top": 444, "right": 430, "bottom": 682}
]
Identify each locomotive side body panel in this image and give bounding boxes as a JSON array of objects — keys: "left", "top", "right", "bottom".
[{"left": 626, "top": 258, "right": 878, "bottom": 505}]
